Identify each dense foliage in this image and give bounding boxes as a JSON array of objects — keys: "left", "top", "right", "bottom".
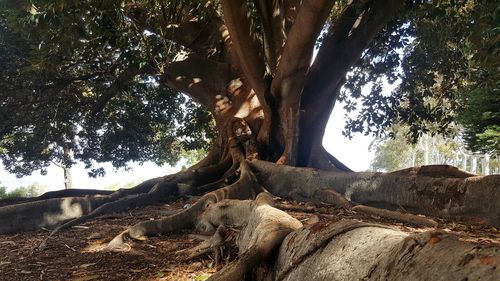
[
  {"left": 0, "top": 1, "right": 215, "bottom": 176},
  {"left": 0, "top": 182, "right": 44, "bottom": 199},
  {"left": 342, "top": 0, "right": 499, "bottom": 154}
]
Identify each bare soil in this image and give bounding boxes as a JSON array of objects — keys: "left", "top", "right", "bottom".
[{"left": 0, "top": 197, "right": 498, "bottom": 281}]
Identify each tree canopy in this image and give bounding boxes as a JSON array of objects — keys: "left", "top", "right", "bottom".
[
  {"left": 0, "top": 0, "right": 216, "bottom": 176},
  {"left": 0, "top": 0, "right": 498, "bottom": 178}
]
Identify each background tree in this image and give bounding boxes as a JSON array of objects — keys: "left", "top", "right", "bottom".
[
  {"left": 0, "top": 182, "right": 45, "bottom": 199},
  {"left": 370, "top": 124, "right": 499, "bottom": 174},
  {"left": 341, "top": 0, "right": 499, "bottom": 154},
  {"left": 0, "top": 1, "right": 499, "bottom": 280},
  {"left": 458, "top": 0, "right": 499, "bottom": 154}
]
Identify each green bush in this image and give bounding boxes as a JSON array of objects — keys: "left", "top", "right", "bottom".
[{"left": 0, "top": 183, "right": 45, "bottom": 199}]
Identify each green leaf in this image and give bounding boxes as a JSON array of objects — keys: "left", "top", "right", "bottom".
[{"left": 194, "top": 274, "right": 211, "bottom": 281}]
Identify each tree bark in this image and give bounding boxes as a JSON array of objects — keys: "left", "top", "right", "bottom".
[
  {"left": 276, "top": 220, "right": 498, "bottom": 281},
  {"left": 249, "top": 160, "right": 500, "bottom": 226}
]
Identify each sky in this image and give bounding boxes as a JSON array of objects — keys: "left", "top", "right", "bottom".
[
  {"left": 0, "top": 105, "right": 374, "bottom": 192},
  {"left": 323, "top": 106, "right": 375, "bottom": 172}
]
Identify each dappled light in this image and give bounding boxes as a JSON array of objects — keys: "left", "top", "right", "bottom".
[
  {"left": 0, "top": 0, "right": 498, "bottom": 280},
  {"left": 42, "top": 198, "right": 84, "bottom": 227}
]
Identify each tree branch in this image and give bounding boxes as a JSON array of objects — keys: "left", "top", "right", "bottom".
[
  {"left": 126, "top": 2, "right": 224, "bottom": 57},
  {"left": 161, "top": 53, "right": 233, "bottom": 110},
  {"left": 283, "top": 0, "right": 301, "bottom": 35},
  {"left": 253, "top": 0, "right": 285, "bottom": 74},
  {"left": 221, "top": 0, "right": 267, "bottom": 100},
  {"left": 301, "top": 0, "right": 405, "bottom": 124},
  {"left": 91, "top": 63, "right": 144, "bottom": 115},
  {"left": 162, "top": 15, "right": 223, "bottom": 57},
  {"left": 271, "top": 0, "right": 334, "bottom": 100},
  {"left": 297, "top": 0, "right": 404, "bottom": 166},
  {"left": 268, "top": 0, "right": 334, "bottom": 165}
]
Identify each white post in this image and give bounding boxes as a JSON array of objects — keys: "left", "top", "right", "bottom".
[
  {"left": 462, "top": 153, "right": 467, "bottom": 171},
  {"left": 482, "top": 153, "right": 490, "bottom": 175},
  {"left": 424, "top": 136, "right": 429, "bottom": 165},
  {"left": 471, "top": 156, "right": 477, "bottom": 174}
]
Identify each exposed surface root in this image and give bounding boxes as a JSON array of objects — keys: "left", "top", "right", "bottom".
[
  {"left": 249, "top": 160, "right": 500, "bottom": 226},
  {"left": 178, "top": 225, "right": 232, "bottom": 262},
  {"left": 0, "top": 154, "right": 235, "bottom": 236},
  {"left": 276, "top": 221, "right": 499, "bottom": 281},
  {"left": 275, "top": 220, "right": 385, "bottom": 280},
  {"left": 202, "top": 193, "right": 303, "bottom": 281},
  {"left": 0, "top": 177, "right": 166, "bottom": 234},
  {"left": 38, "top": 182, "right": 184, "bottom": 250},
  {"left": 352, "top": 204, "right": 438, "bottom": 228},
  {"left": 310, "top": 188, "right": 352, "bottom": 208},
  {"left": 390, "top": 164, "right": 476, "bottom": 178},
  {"left": 106, "top": 161, "right": 263, "bottom": 250},
  {"left": 0, "top": 196, "right": 498, "bottom": 281},
  {"left": 0, "top": 196, "right": 109, "bottom": 234},
  {"left": 1, "top": 158, "right": 498, "bottom": 280},
  {"left": 0, "top": 189, "right": 115, "bottom": 208}
]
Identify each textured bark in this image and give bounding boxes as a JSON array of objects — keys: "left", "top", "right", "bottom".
[
  {"left": 250, "top": 160, "right": 500, "bottom": 226},
  {"left": 276, "top": 220, "right": 498, "bottom": 281},
  {"left": 0, "top": 177, "right": 164, "bottom": 234},
  {"left": 221, "top": 0, "right": 267, "bottom": 101},
  {"left": 161, "top": 54, "right": 233, "bottom": 110},
  {"left": 270, "top": 0, "right": 335, "bottom": 165}
]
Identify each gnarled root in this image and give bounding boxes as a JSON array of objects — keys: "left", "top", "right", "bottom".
[
  {"left": 0, "top": 177, "right": 165, "bottom": 234},
  {"left": 249, "top": 160, "right": 500, "bottom": 226},
  {"left": 178, "top": 225, "right": 232, "bottom": 263},
  {"left": 0, "top": 149, "right": 235, "bottom": 237},
  {"left": 198, "top": 192, "right": 303, "bottom": 281},
  {"left": 352, "top": 204, "right": 438, "bottom": 227},
  {"left": 38, "top": 182, "right": 186, "bottom": 250},
  {"left": 105, "top": 161, "right": 264, "bottom": 250}
]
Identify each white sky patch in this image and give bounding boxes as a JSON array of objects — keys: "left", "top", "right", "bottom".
[
  {"left": 323, "top": 106, "right": 374, "bottom": 172},
  {"left": 0, "top": 162, "right": 180, "bottom": 192}
]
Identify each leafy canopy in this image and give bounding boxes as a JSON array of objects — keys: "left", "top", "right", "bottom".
[
  {"left": 342, "top": 0, "right": 499, "bottom": 154},
  {"left": 0, "top": 0, "right": 215, "bottom": 176}
]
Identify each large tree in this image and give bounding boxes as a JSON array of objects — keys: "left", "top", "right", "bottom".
[{"left": 0, "top": 0, "right": 499, "bottom": 280}]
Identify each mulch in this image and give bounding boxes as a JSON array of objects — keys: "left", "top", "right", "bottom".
[{"left": 0, "top": 197, "right": 498, "bottom": 281}]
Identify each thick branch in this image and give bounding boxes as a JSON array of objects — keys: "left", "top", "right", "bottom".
[
  {"left": 283, "top": 0, "right": 301, "bottom": 34},
  {"left": 271, "top": 0, "right": 334, "bottom": 100},
  {"left": 161, "top": 54, "right": 233, "bottom": 110},
  {"left": 126, "top": 3, "right": 224, "bottom": 57},
  {"left": 253, "top": 0, "right": 285, "bottom": 74},
  {"left": 221, "top": 0, "right": 267, "bottom": 100},
  {"left": 269, "top": 0, "right": 334, "bottom": 165},
  {"left": 298, "top": 0, "right": 404, "bottom": 166},
  {"left": 301, "top": 0, "right": 405, "bottom": 123}
]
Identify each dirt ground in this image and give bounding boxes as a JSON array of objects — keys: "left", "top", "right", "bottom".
[{"left": 0, "top": 197, "right": 498, "bottom": 281}]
